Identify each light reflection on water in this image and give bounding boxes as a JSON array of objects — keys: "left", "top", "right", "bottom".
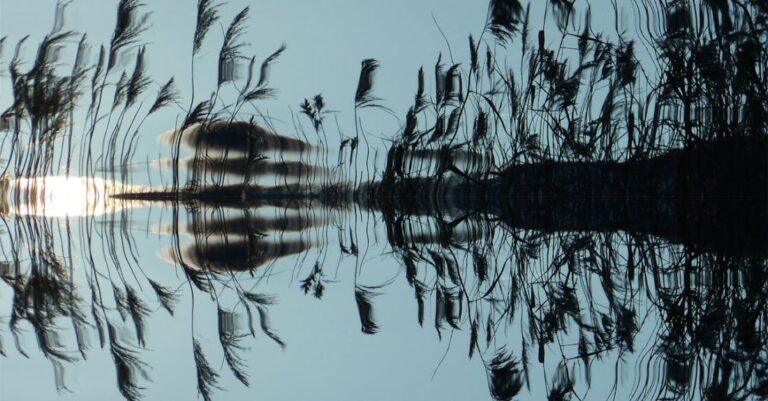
[{"left": 1, "top": 176, "right": 147, "bottom": 217}]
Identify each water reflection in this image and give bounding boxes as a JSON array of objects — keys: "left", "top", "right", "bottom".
[
  {"left": 160, "top": 207, "right": 326, "bottom": 272},
  {"left": 1, "top": 176, "right": 146, "bottom": 217},
  {"left": 0, "top": 190, "right": 765, "bottom": 400}
]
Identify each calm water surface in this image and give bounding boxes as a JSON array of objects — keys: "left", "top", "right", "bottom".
[{"left": 0, "top": 177, "right": 763, "bottom": 400}]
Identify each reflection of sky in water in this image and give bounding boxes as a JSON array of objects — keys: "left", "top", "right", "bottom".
[
  {"left": 0, "top": 200, "right": 671, "bottom": 401},
  {"left": 0, "top": 202, "right": 493, "bottom": 400}
]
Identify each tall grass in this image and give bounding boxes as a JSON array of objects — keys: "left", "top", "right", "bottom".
[{"left": 376, "top": 0, "right": 767, "bottom": 193}]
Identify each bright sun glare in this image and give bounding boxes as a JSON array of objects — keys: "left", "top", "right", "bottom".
[{"left": 5, "top": 176, "right": 143, "bottom": 217}]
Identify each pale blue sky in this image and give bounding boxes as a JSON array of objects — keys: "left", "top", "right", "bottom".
[
  {"left": 0, "top": 0, "right": 642, "bottom": 178},
  {"left": 1, "top": 0, "right": 489, "bottom": 179}
]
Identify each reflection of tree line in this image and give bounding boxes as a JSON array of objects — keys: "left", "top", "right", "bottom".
[
  {"left": 0, "top": 203, "right": 325, "bottom": 401},
  {"left": 384, "top": 211, "right": 768, "bottom": 400},
  {"left": 1, "top": 203, "right": 766, "bottom": 400}
]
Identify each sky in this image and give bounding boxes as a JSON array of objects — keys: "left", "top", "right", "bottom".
[
  {"left": 0, "top": 0, "right": 649, "bottom": 179},
  {"left": 1, "top": 0, "right": 490, "bottom": 182}
]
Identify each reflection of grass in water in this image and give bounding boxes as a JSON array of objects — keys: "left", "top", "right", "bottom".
[
  {"left": 0, "top": 203, "right": 317, "bottom": 400},
  {"left": 1, "top": 200, "right": 767, "bottom": 400},
  {"left": 385, "top": 217, "right": 768, "bottom": 400}
]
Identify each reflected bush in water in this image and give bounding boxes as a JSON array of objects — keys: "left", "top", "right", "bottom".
[
  {"left": 383, "top": 212, "right": 768, "bottom": 400},
  {"left": 2, "top": 204, "right": 767, "bottom": 400}
]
